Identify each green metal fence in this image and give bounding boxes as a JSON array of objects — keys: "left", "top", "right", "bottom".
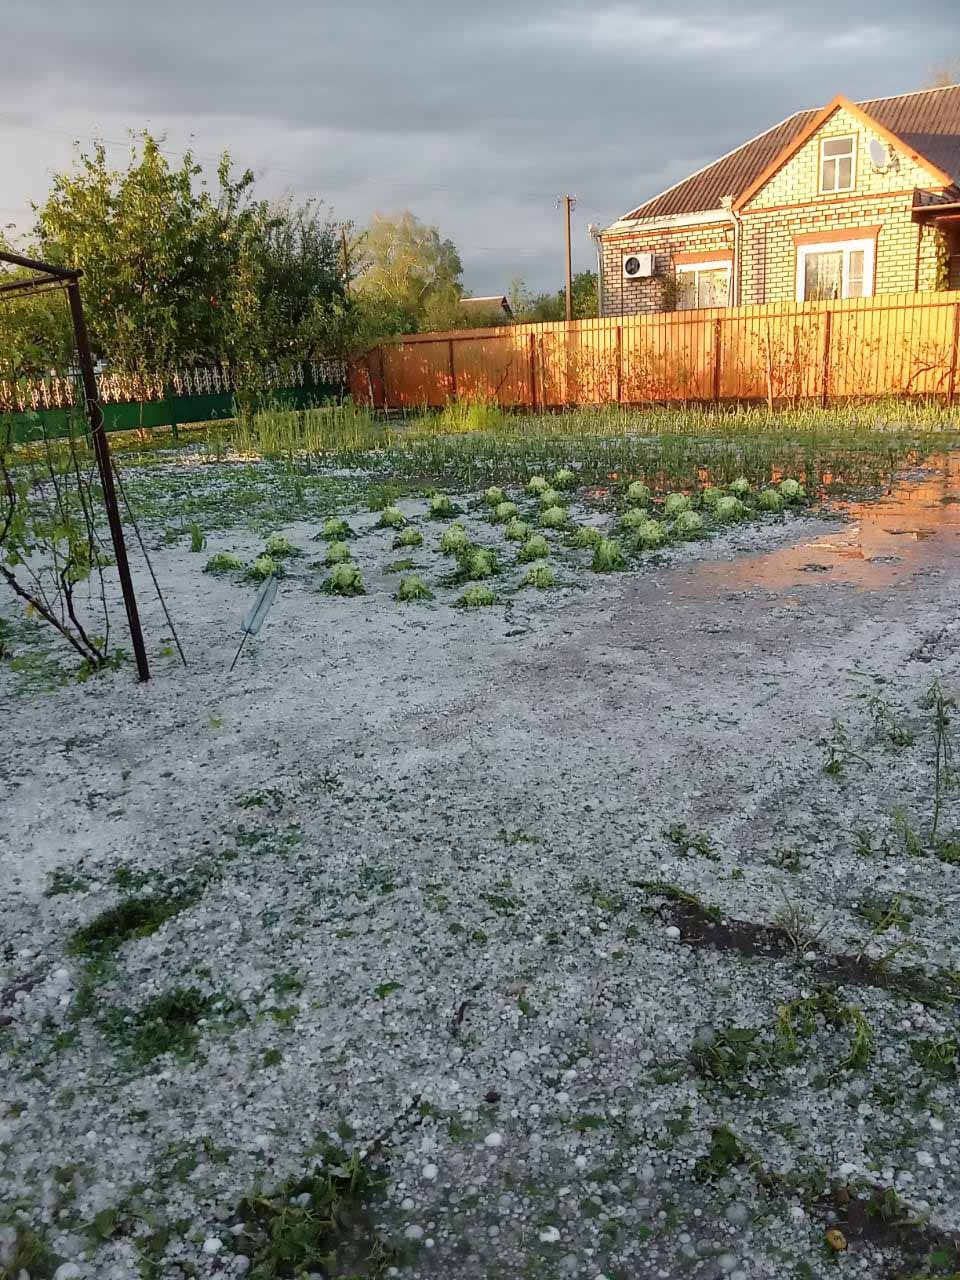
[{"left": 1, "top": 359, "right": 347, "bottom": 443}]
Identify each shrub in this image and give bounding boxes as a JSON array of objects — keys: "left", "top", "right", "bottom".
[
  {"left": 779, "top": 478, "right": 806, "bottom": 501},
  {"left": 592, "top": 537, "right": 626, "bottom": 572},
  {"left": 701, "top": 486, "right": 724, "bottom": 509},
  {"left": 552, "top": 467, "right": 577, "bottom": 490},
  {"left": 675, "top": 506, "right": 706, "bottom": 537},
  {"left": 204, "top": 552, "right": 245, "bottom": 574},
  {"left": 625, "top": 480, "right": 651, "bottom": 505},
  {"left": 323, "top": 517, "right": 354, "bottom": 540},
  {"left": 395, "top": 527, "right": 423, "bottom": 548},
  {"left": 324, "top": 541, "right": 353, "bottom": 565},
  {"left": 494, "top": 501, "right": 519, "bottom": 523},
  {"left": 715, "top": 496, "right": 746, "bottom": 523},
  {"left": 631, "top": 518, "right": 667, "bottom": 549},
  {"left": 457, "top": 585, "right": 496, "bottom": 607},
  {"left": 461, "top": 548, "right": 497, "bottom": 580},
  {"left": 503, "top": 518, "right": 532, "bottom": 542},
  {"left": 538, "top": 487, "right": 563, "bottom": 509},
  {"left": 664, "top": 493, "right": 691, "bottom": 518},
  {"left": 523, "top": 561, "right": 556, "bottom": 588},
  {"left": 527, "top": 475, "right": 550, "bottom": 495},
  {"left": 247, "top": 555, "right": 281, "bottom": 581},
  {"left": 621, "top": 507, "right": 649, "bottom": 531},
  {"left": 440, "top": 523, "right": 471, "bottom": 555},
  {"left": 378, "top": 506, "right": 405, "bottom": 528},
  {"left": 729, "top": 476, "right": 752, "bottom": 498},
  {"left": 396, "top": 575, "right": 433, "bottom": 602},
  {"left": 518, "top": 534, "right": 551, "bottom": 562},
  {"left": 571, "top": 524, "right": 603, "bottom": 548},
  {"left": 540, "top": 505, "right": 568, "bottom": 530},
  {"left": 189, "top": 522, "right": 205, "bottom": 553},
  {"left": 321, "top": 562, "right": 365, "bottom": 596},
  {"left": 484, "top": 486, "right": 507, "bottom": 507},
  {"left": 674, "top": 510, "right": 705, "bottom": 538},
  {"left": 264, "top": 533, "right": 297, "bottom": 558},
  {"left": 758, "top": 488, "right": 785, "bottom": 512},
  {"left": 428, "top": 493, "right": 458, "bottom": 518}
]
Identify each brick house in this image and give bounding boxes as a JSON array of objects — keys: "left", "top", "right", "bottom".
[{"left": 598, "top": 85, "right": 960, "bottom": 316}]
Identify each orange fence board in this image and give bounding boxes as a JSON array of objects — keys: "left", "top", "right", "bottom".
[{"left": 353, "top": 291, "right": 960, "bottom": 411}]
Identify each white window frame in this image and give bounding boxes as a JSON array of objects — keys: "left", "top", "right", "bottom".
[
  {"left": 819, "top": 134, "right": 857, "bottom": 194},
  {"left": 795, "top": 237, "right": 875, "bottom": 302},
  {"left": 675, "top": 259, "right": 732, "bottom": 310}
]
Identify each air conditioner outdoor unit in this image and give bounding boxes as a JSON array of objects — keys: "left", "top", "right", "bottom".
[{"left": 623, "top": 251, "right": 654, "bottom": 280}]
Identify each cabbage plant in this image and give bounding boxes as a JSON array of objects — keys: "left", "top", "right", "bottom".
[
  {"left": 440, "top": 523, "right": 471, "bottom": 555},
  {"left": 518, "top": 534, "right": 551, "bottom": 562},
  {"left": 715, "top": 496, "right": 746, "bottom": 522},
  {"left": 322, "top": 517, "right": 354, "bottom": 540},
  {"left": 592, "top": 537, "right": 626, "bottom": 571},
  {"left": 523, "top": 561, "right": 556, "bottom": 588},
  {"left": 552, "top": 468, "right": 577, "bottom": 490},
  {"left": 527, "top": 475, "right": 550, "bottom": 495},
  {"left": 674, "top": 510, "right": 704, "bottom": 538},
  {"left": 461, "top": 548, "right": 497, "bottom": 579},
  {"left": 265, "top": 533, "right": 297, "bottom": 557},
  {"left": 621, "top": 507, "right": 649, "bottom": 531},
  {"left": 503, "top": 518, "right": 532, "bottom": 542},
  {"left": 378, "top": 506, "right": 405, "bottom": 528},
  {"left": 571, "top": 525, "right": 603, "bottom": 548},
  {"left": 632, "top": 518, "right": 667, "bottom": 549},
  {"left": 494, "top": 501, "right": 519, "bottom": 523},
  {"left": 321, "top": 561, "right": 365, "bottom": 596},
  {"left": 701, "top": 486, "right": 724, "bottom": 508},
  {"left": 540, "top": 505, "right": 568, "bottom": 529},
  {"left": 779, "top": 478, "right": 806, "bottom": 500},
  {"left": 758, "top": 488, "right": 785, "bottom": 512},
  {"left": 324, "top": 540, "right": 353, "bottom": 565},
  {"left": 625, "top": 480, "right": 651, "bottom": 505},
  {"left": 428, "top": 493, "right": 458, "bottom": 518},
  {"left": 484, "top": 486, "right": 507, "bottom": 507},
  {"left": 396, "top": 575, "right": 433, "bottom": 602},
  {"left": 729, "top": 476, "right": 751, "bottom": 497},
  {"left": 247, "top": 555, "right": 281, "bottom": 581},
  {"left": 457, "top": 585, "right": 496, "bottom": 607},
  {"left": 395, "top": 527, "right": 423, "bottom": 548},
  {"left": 204, "top": 552, "right": 245, "bottom": 574},
  {"left": 664, "top": 493, "right": 691, "bottom": 517},
  {"left": 538, "top": 487, "right": 563, "bottom": 509}
]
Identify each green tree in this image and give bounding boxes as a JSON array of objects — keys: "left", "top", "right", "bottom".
[
  {"left": 353, "top": 211, "right": 463, "bottom": 333},
  {"left": 0, "top": 238, "right": 74, "bottom": 378},
  {"left": 508, "top": 271, "right": 598, "bottom": 323}
]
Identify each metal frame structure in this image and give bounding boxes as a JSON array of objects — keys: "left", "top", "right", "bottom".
[{"left": 0, "top": 249, "right": 150, "bottom": 681}]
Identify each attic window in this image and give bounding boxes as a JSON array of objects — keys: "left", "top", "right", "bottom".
[{"left": 820, "top": 135, "right": 856, "bottom": 193}]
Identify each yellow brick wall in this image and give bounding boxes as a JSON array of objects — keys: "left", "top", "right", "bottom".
[{"left": 600, "top": 223, "right": 733, "bottom": 316}]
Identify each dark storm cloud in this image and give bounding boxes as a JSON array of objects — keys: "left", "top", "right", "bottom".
[{"left": 3, "top": 1, "right": 959, "bottom": 290}]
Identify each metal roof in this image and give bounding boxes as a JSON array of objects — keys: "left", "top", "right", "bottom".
[{"left": 619, "top": 85, "right": 960, "bottom": 223}]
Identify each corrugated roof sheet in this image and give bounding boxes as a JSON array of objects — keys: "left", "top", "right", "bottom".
[{"left": 621, "top": 85, "right": 960, "bottom": 223}]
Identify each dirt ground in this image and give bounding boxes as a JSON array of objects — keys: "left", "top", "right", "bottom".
[{"left": 3, "top": 456, "right": 960, "bottom": 1280}]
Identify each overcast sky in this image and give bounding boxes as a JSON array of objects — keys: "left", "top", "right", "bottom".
[{"left": 2, "top": 1, "right": 959, "bottom": 294}]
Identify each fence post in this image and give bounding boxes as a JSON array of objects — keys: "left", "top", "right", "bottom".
[
  {"left": 615, "top": 325, "right": 623, "bottom": 403},
  {"left": 528, "top": 332, "right": 538, "bottom": 410},
  {"left": 820, "top": 308, "right": 833, "bottom": 409},
  {"left": 447, "top": 338, "right": 457, "bottom": 402},
  {"left": 948, "top": 302, "right": 960, "bottom": 406},
  {"left": 712, "top": 319, "right": 722, "bottom": 404}
]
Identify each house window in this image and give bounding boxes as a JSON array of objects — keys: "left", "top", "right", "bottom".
[
  {"left": 796, "top": 238, "right": 875, "bottom": 301},
  {"left": 820, "top": 135, "right": 856, "bottom": 193},
  {"left": 675, "top": 260, "right": 730, "bottom": 310}
]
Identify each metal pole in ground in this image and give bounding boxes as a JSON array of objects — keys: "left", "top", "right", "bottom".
[
  {"left": 563, "top": 195, "right": 575, "bottom": 323},
  {"left": 66, "top": 280, "right": 150, "bottom": 682}
]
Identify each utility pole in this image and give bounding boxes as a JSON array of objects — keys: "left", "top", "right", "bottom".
[{"left": 561, "top": 195, "right": 577, "bottom": 321}]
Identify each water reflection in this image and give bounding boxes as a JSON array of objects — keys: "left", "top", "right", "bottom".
[{"left": 697, "top": 452, "right": 960, "bottom": 593}]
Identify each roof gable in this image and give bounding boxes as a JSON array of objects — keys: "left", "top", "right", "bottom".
[{"left": 616, "top": 85, "right": 960, "bottom": 225}]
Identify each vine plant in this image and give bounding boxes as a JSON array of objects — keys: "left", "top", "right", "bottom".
[{"left": 0, "top": 414, "right": 120, "bottom": 674}]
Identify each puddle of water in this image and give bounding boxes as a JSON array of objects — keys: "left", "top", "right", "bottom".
[{"left": 688, "top": 452, "right": 960, "bottom": 595}]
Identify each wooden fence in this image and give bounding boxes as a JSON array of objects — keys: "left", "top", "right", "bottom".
[{"left": 349, "top": 291, "right": 960, "bottom": 410}]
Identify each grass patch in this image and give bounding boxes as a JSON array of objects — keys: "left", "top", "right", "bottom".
[
  {"left": 66, "top": 895, "right": 194, "bottom": 961},
  {"left": 102, "top": 987, "right": 215, "bottom": 1066}
]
